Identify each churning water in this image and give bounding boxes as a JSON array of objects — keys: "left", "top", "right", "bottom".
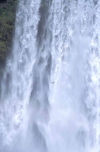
[{"left": 0, "top": 0, "right": 100, "bottom": 152}]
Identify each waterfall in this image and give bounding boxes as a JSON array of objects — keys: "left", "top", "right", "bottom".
[{"left": 0, "top": 0, "right": 100, "bottom": 152}]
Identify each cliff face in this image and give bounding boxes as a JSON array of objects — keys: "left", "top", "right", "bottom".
[{"left": 0, "top": 0, "right": 18, "bottom": 65}]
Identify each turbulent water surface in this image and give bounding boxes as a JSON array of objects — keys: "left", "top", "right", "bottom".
[{"left": 0, "top": 0, "right": 100, "bottom": 152}]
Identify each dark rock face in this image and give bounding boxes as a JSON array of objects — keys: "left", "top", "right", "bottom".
[
  {"left": 0, "top": 0, "right": 7, "bottom": 3},
  {"left": 0, "top": 0, "right": 18, "bottom": 65}
]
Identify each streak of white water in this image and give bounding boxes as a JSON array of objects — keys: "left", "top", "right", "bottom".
[{"left": 0, "top": 0, "right": 100, "bottom": 152}]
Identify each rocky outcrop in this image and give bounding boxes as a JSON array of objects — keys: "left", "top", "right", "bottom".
[{"left": 0, "top": 0, "right": 18, "bottom": 65}]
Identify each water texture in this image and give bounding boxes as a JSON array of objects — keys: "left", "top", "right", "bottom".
[{"left": 0, "top": 0, "right": 100, "bottom": 152}]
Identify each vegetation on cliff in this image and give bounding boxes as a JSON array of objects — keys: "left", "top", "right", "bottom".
[{"left": 0, "top": 0, "right": 18, "bottom": 64}]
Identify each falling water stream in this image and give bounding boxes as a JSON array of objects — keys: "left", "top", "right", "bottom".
[{"left": 0, "top": 0, "right": 100, "bottom": 152}]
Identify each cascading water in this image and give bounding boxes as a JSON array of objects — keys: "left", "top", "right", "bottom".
[{"left": 0, "top": 0, "right": 100, "bottom": 152}]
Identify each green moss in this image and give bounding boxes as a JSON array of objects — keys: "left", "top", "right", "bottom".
[
  {"left": 0, "top": 0, "right": 18, "bottom": 64},
  {"left": 0, "top": 41, "right": 6, "bottom": 49}
]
